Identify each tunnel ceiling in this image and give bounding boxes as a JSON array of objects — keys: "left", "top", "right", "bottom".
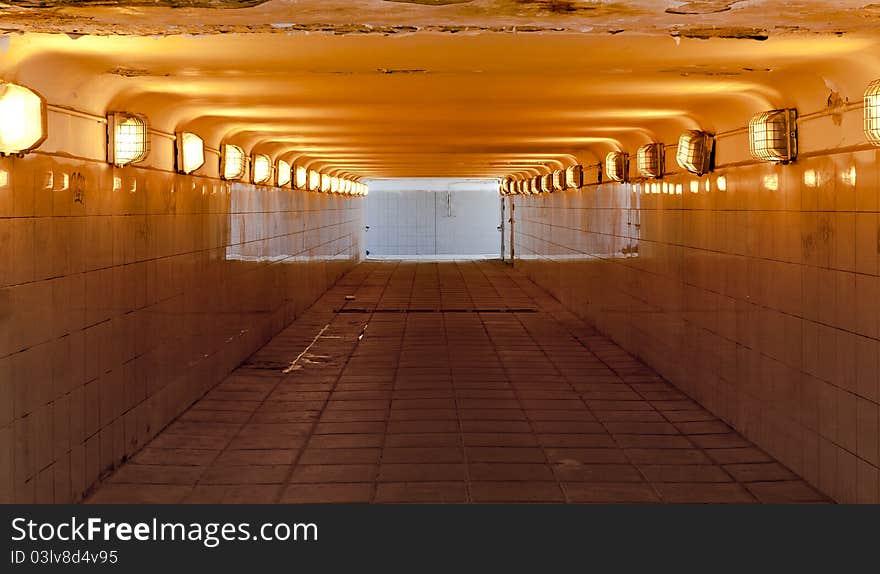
[{"left": 1, "top": 1, "right": 880, "bottom": 178}]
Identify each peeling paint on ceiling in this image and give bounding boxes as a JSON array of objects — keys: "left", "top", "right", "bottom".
[{"left": 0, "top": 0, "right": 876, "bottom": 37}]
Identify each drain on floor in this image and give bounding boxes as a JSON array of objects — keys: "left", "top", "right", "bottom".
[{"left": 335, "top": 308, "right": 538, "bottom": 313}]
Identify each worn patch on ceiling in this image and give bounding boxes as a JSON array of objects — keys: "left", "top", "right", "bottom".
[
  {"left": 512, "top": 0, "right": 605, "bottom": 14},
  {"left": 383, "top": 0, "right": 474, "bottom": 5},
  {"left": 2, "top": 1, "right": 270, "bottom": 7},
  {"left": 107, "top": 66, "right": 169, "bottom": 77},
  {"left": 665, "top": 1, "right": 743, "bottom": 14},
  {"left": 676, "top": 26, "right": 768, "bottom": 40},
  {"left": 377, "top": 68, "right": 428, "bottom": 74}
]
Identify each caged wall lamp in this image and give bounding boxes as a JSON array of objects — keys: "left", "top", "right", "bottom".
[
  {"left": 294, "top": 165, "right": 308, "bottom": 189},
  {"left": 221, "top": 144, "right": 246, "bottom": 180},
  {"left": 605, "top": 151, "right": 629, "bottom": 183},
  {"left": 251, "top": 154, "right": 272, "bottom": 184},
  {"left": 541, "top": 173, "right": 554, "bottom": 193},
  {"left": 553, "top": 169, "right": 566, "bottom": 192},
  {"left": 108, "top": 112, "right": 149, "bottom": 167},
  {"left": 565, "top": 165, "right": 584, "bottom": 189},
  {"left": 175, "top": 132, "right": 204, "bottom": 175},
  {"left": 0, "top": 82, "right": 46, "bottom": 156},
  {"left": 637, "top": 143, "right": 665, "bottom": 179},
  {"left": 308, "top": 169, "right": 320, "bottom": 191},
  {"left": 749, "top": 109, "right": 798, "bottom": 163},
  {"left": 276, "top": 159, "right": 291, "bottom": 187},
  {"left": 864, "top": 79, "right": 880, "bottom": 146},
  {"left": 676, "top": 130, "right": 715, "bottom": 176}
]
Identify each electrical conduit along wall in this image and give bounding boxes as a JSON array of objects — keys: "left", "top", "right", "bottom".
[
  {"left": 513, "top": 100, "right": 880, "bottom": 503},
  {"left": 0, "top": 107, "right": 364, "bottom": 503}
]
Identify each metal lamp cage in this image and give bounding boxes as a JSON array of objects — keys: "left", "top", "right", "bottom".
[
  {"left": 175, "top": 131, "right": 205, "bottom": 175},
  {"left": 221, "top": 144, "right": 246, "bottom": 180},
  {"left": 565, "top": 165, "right": 584, "bottom": 189},
  {"left": 541, "top": 173, "right": 554, "bottom": 193},
  {"left": 676, "top": 130, "right": 715, "bottom": 176},
  {"left": 531, "top": 176, "right": 541, "bottom": 194},
  {"left": 637, "top": 142, "right": 665, "bottom": 179},
  {"left": 749, "top": 108, "right": 798, "bottom": 163},
  {"left": 553, "top": 169, "right": 567, "bottom": 191},
  {"left": 251, "top": 154, "right": 272, "bottom": 184},
  {"left": 864, "top": 79, "right": 880, "bottom": 146},
  {"left": 277, "top": 160, "right": 291, "bottom": 187},
  {"left": 108, "top": 112, "right": 149, "bottom": 167},
  {"left": 605, "top": 151, "right": 629, "bottom": 183}
]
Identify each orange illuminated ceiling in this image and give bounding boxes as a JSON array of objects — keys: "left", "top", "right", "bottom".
[{"left": 1, "top": 1, "right": 880, "bottom": 178}]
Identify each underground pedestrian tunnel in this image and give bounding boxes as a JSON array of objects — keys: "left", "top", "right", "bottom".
[{"left": 1, "top": 0, "right": 879, "bottom": 504}]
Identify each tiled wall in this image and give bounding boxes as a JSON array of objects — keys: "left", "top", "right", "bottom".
[
  {"left": 513, "top": 148, "right": 880, "bottom": 503},
  {"left": 365, "top": 179, "right": 501, "bottom": 257},
  {"left": 0, "top": 153, "right": 363, "bottom": 503}
]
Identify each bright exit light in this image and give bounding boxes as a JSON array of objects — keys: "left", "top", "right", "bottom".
[
  {"left": 221, "top": 144, "right": 246, "bottom": 180},
  {"left": 108, "top": 112, "right": 148, "bottom": 167},
  {"left": 277, "top": 160, "right": 291, "bottom": 187},
  {"left": 252, "top": 154, "right": 271, "bottom": 184},
  {"left": 0, "top": 82, "right": 46, "bottom": 155},
  {"left": 175, "top": 132, "right": 204, "bottom": 174}
]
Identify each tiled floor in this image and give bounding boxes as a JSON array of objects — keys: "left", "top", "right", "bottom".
[{"left": 86, "top": 261, "right": 829, "bottom": 504}]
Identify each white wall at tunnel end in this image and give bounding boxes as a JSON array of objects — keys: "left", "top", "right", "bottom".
[{"left": 364, "top": 178, "right": 502, "bottom": 258}]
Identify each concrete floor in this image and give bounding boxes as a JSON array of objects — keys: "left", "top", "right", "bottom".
[{"left": 86, "top": 261, "right": 828, "bottom": 503}]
